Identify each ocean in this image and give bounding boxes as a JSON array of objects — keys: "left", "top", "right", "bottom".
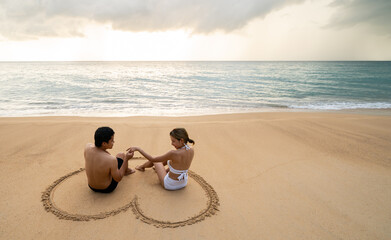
[{"left": 0, "top": 61, "right": 390, "bottom": 117}]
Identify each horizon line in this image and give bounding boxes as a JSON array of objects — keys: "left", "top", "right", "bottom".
[{"left": 1, "top": 60, "right": 390, "bottom": 62}]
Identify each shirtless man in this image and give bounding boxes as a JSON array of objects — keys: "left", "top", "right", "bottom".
[{"left": 84, "top": 127, "right": 135, "bottom": 193}]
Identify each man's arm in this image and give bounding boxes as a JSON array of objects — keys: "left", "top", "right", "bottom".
[
  {"left": 110, "top": 156, "right": 125, "bottom": 183},
  {"left": 111, "top": 151, "right": 134, "bottom": 182}
]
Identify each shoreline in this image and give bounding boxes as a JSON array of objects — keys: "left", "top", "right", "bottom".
[{"left": 1, "top": 108, "right": 391, "bottom": 119}]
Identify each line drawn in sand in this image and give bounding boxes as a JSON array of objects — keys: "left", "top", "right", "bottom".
[{"left": 41, "top": 163, "right": 219, "bottom": 228}]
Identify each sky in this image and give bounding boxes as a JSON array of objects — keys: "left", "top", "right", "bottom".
[{"left": 0, "top": 0, "right": 390, "bottom": 61}]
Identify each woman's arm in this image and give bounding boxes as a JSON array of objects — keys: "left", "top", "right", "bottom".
[{"left": 127, "top": 147, "right": 173, "bottom": 163}]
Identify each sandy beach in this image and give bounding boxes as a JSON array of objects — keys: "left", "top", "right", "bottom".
[{"left": 0, "top": 112, "right": 390, "bottom": 239}]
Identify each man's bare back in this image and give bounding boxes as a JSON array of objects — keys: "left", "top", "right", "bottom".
[
  {"left": 84, "top": 127, "right": 134, "bottom": 193},
  {"left": 84, "top": 143, "right": 119, "bottom": 189}
]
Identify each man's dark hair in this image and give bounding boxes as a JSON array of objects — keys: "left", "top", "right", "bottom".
[{"left": 94, "top": 127, "right": 115, "bottom": 147}]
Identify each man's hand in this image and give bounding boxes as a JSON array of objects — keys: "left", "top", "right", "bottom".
[{"left": 125, "top": 150, "right": 134, "bottom": 160}]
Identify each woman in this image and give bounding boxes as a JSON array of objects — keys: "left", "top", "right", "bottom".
[{"left": 127, "top": 128, "right": 195, "bottom": 191}]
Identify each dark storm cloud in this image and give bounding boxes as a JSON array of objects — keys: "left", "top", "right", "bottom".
[{"left": 327, "top": 0, "right": 391, "bottom": 35}]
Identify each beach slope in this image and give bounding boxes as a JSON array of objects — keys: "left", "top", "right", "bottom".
[{"left": 0, "top": 112, "right": 390, "bottom": 239}]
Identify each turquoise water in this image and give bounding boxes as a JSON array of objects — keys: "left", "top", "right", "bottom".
[{"left": 0, "top": 61, "right": 390, "bottom": 116}]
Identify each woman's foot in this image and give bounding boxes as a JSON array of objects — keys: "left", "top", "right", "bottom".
[
  {"left": 135, "top": 165, "right": 145, "bottom": 172},
  {"left": 125, "top": 168, "right": 136, "bottom": 175}
]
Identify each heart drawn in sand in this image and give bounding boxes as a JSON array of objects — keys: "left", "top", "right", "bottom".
[{"left": 41, "top": 164, "right": 219, "bottom": 228}]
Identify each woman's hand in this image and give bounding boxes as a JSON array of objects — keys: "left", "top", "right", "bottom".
[{"left": 126, "top": 146, "right": 139, "bottom": 153}]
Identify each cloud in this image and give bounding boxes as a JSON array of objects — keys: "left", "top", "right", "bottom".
[
  {"left": 326, "top": 0, "right": 391, "bottom": 35},
  {"left": 0, "top": 0, "right": 303, "bottom": 40}
]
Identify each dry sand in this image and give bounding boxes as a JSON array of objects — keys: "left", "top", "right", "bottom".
[{"left": 0, "top": 112, "right": 390, "bottom": 239}]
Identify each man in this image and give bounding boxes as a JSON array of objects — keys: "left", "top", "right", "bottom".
[{"left": 84, "top": 127, "right": 135, "bottom": 193}]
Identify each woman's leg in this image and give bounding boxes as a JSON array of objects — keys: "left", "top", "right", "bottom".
[
  {"left": 153, "top": 162, "right": 167, "bottom": 188},
  {"left": 135, "top": 160, "right": 154, "bottom": 171},
  {"left": 136, "top": 159, "right": 168, "bottom": 172}
]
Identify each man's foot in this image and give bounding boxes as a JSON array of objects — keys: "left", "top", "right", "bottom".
[
  {"left": 135, "top": 165, "right": 145, "bottom": 172},
  {"left": 125, "top": 168, "right": 136, "bottom": 175}
]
